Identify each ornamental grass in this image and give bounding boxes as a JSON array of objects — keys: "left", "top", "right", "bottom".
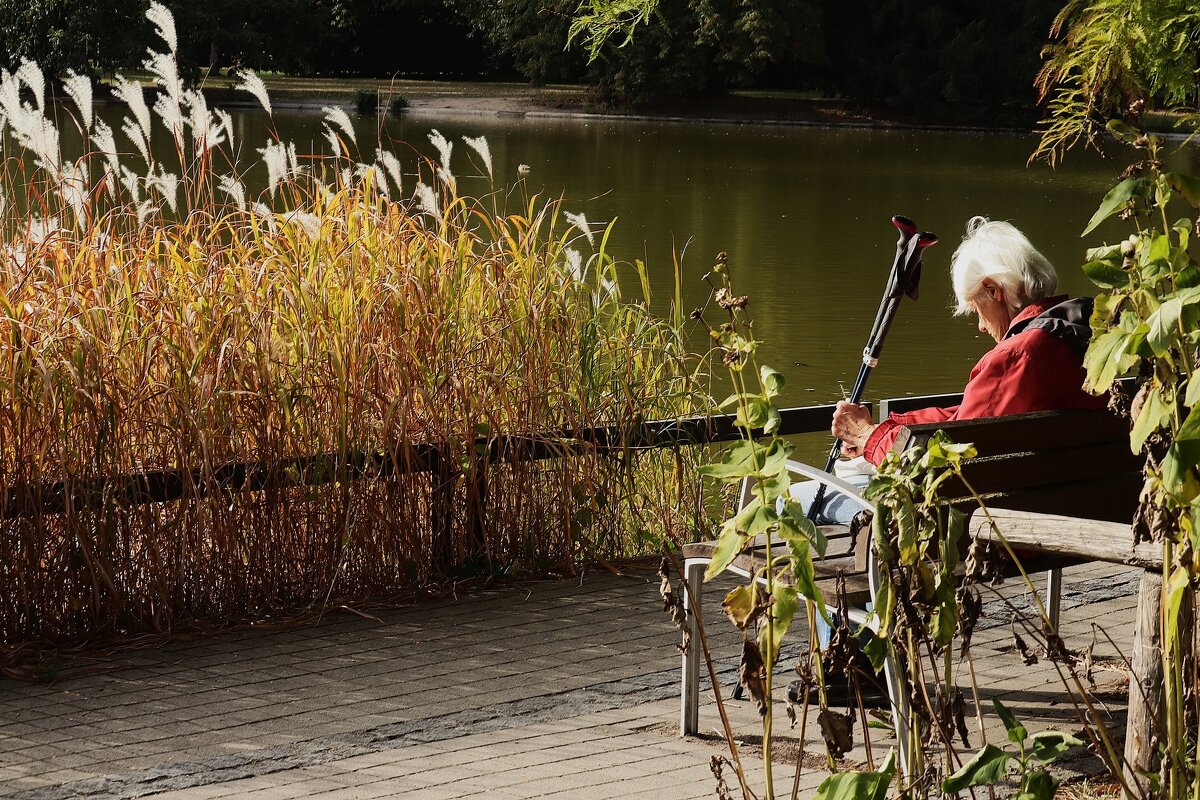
[{"left": 0, "top": 5, "right": 708, "bottom": 664}]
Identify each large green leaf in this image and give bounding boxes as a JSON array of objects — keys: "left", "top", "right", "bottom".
[
  {"left": 760, "top": 364, "right": 785, "bottom": 397},
  {"left": 1083, "top": 178, "right": 1147, "bottom": 236},
  {"left": 1130, "top": 385, "right": 1170, "bottom": 451},
  {"left": 737, "top": 397, "right": 771, "bottom": 429},
  {"left": 1176, "top": 406, "right": 1200, "bottom": 440},
  {"left": 704, "top": 528, "right": 750, "bottom": 581},
  {"left": 943, "top": 743, "right": 1012, "bottom": 793},
  {"left": 1017, "top": 769, "right": 1058, "bottom": 800},
  {"left": 779, "top": 499, "right": 826, "bottom": 557},
  {"left": 1161, "top": 441, "right": 1200, "bottom": 495},
  {"left": 930, "top": 566, "right": 957, "bottom": 648},
  {"left": 1083, "top": 326, "right": 1139, "bottom": 393},
  {"left": 813, "top": 752, "right": 894, "bottom": 800},
  {"left": 759, "top": 584, "right": 799, "bottom": 664},
  {"left": 1167, "top": 172, "right": 1200, "bottom": 208},
  {"left": 1166, "top": 565, "right": 1192, "bottom": 651},
  {"left": 993, "top": 699, "right": 1027, "bottom": 744},
  {"left": 785, "top": 534, "right": 828, "bottom": 621},
  {"left": 699, "top": 438, "right": 794, "bottom": 481},
  {"left": 895, "top": 496, "right": 918, "bottom": 565},
  {"left": 1147, "top": 297, "right": 1182, "bottom": 355},
  {"left": 1082, "top": 259, "right": 1129, "bottom": 289},
  {"left": 1028, "top": 730, "right": 1084, "bottom": 764}
]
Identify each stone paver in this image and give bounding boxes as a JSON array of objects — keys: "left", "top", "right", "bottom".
[{"left": 0, "top": 561, "right": 1140, "bottom": 799}]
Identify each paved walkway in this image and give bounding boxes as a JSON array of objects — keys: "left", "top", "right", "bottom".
[{"left": 0, "top": 560, "right": 1140, "bottom": 799}]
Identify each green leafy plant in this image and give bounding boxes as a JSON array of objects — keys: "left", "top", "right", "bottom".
[
  {"left": 694, "top": 252, "right": 831, "bottom": 798},
  {"left": 945, "top": 700, "right": 1083, "bottom": 798}
]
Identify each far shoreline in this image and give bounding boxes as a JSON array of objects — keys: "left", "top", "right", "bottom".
[{"left": 92, "top": 73, "right": 1042, "bottom": 136}]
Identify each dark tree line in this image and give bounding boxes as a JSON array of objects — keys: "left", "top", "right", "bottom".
[{"left": 0, "top": 0, "right": 1063, "bottom": 120}]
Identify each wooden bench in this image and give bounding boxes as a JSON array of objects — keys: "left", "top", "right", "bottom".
[{"left": 679, "top": 403, "right": 1143, "bottom": 748}]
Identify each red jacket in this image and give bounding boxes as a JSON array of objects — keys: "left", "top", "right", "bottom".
[{"left": 862, "top": 295, "right": 1106, "bottom": 465}]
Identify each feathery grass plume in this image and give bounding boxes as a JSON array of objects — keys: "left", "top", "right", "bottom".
[
  {"left": 282, "top": 209, "right": 321, "bottom": 240},
  {"left": 15, "top": 59, "right": 45, "bottom": 111},
  {"left": 251, "top": 201, "right": 277, "bottom": 231},
  {"left": 235, "top": 69, "right": 273, "bottom": 116},
  {"left": 414, "top": 181, "right": 437, "bottom": 215},
  {"left": 147, "top": 166, "right": 179, "bottom": 214},
  {"left": 59, "top": 163, "right": 89, "bottom": 223},
  {"left": 564, "top": 211, "right": 594, "bottom": 247},
  {"left": 258, "top": 139, "right": 288, "bottom": 197},
  {"left": 145, "top": 51, "right": 182, "bottom": 110},
  {"left": 62, "top": 70, "right": 93, "bottom": 130},
  {"left": 428, "top": 128, "right": 453, "bottom": 173},
  {"left": 323, "top": 124, "right": 343, "bottom": 160},
  {"left": 565, "top": 247, "right": 585, "bottom": 282},
  {"left": 152, "top": 88, "right": 184, "bottom": 149},
  {"left": 462, "top": 135, "right": 492, "bottom": 180},
  {"left": 135, "top": 198, "right": 157, "bottom": 224},
  {"left": 323, "top": 106, "right": 357, "bottom": 148},
  {"left": 376, "top": 148, "right": 404, "bottom": 195},
  {"left": 90, "top": 119, "right": 121, "bottom": 175},
  {"left": 27, "top": 117, "right": 61, "bottom": 177},
  {"left": 286, "top": 142, "right": 300, "bottom": 177},
  {"left": 0, "top": 92, "right": 61, "bottom": 176},
  {"left": 183, "top": 89, "right": 217, "bottom": 153},
  {"left": 213, "top": 107, "right": 234, "bottom": 152},
  {"left": 113, "top": 76, "right": 152, "bottom": 146},
  {"left": 119, "top": 164, "right": 141, "bottom": 202},
  {"left": 355, "top": 162, "right": 387, "bottom": 196},
  {"left": 146, "top": 1, "right": 177, "bottom": 52},
  {"left": 0, "top": 71, "right": 19, "bottom": 116},
  {"left": 120, "top": 117, "right": 152, "bottom": 165},
  {"left": 25, "top": 215, "right": 59, "bottom": 244},
  {"left": 217, "top": 174, "right": 247, "bottom": 210}
]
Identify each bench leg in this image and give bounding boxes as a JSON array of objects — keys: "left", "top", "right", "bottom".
[
  {"left": 1044, "top": 567, "right": 1062, "bottom": 634},
  {"left": 680, "top": 558, "right": 705, "bottom": 736}
]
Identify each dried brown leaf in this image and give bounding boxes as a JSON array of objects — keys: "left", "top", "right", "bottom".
[
  {"left": 739, "top": 636, "right": 768, "bottom": 717},
  {"left": 818, "top": 707, "right": 855, "bottom": 759}
]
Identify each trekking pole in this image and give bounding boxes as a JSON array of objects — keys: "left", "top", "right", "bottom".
[{"left": 807, "top": 217, "right": 937, "bottom": 522}]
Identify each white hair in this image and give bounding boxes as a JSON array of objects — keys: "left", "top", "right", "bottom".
[{"left": 951, "top": 216, "right": 1058, "bottom": 315}]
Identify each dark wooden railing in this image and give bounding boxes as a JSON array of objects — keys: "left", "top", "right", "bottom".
[{"left": 0, "top": 401, "right": 886, "bottom": 519}]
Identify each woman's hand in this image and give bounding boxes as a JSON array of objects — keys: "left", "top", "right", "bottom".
[{"left": 831, "top": 400, "right": 877, "bottom": 458}]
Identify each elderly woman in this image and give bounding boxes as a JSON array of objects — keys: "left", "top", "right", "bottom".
[
  {"left": 832, "top": 216, "right": 1104, "bottom": 465},
  {"left": 793, "top": 216, "right": 1106, "bottom": 708},
  {"left": 804, "top": 217, "right": 1105, "bottom": 527}
]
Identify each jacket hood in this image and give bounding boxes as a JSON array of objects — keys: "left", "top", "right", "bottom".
[{"left": 1005, "top": 296, "right": 1094, "bottom": 357}]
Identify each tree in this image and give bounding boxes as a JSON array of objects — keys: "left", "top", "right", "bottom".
[
  {"left": 466, "top": 0, "right": 586, "bottom": 85},
  {"left": 0, "top": 0, "right": 145, "bottom": 77}
]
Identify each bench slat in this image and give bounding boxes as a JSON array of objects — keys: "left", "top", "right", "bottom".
[{"left": 897, "top": 409, "right": 1130, "bottom": 456}]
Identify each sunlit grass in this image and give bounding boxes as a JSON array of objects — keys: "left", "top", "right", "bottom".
[{"left": 0, "top": 4, "right": 709, "bottom": 657}]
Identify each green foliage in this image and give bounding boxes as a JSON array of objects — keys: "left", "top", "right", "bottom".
[
  {"left": 0, "top": 0, "right": 145, "bottom": 76},
  {"left": 821, "top": 0, "right": 1060, "bottom": 120},
  {"left": 1033, "top": 0, "right": 1200, "bottom": 164},
  {"left": 944, "top": 701, "right": 1082, "bottom": 797},
  {"left": 696, "top": 252, "right": 831, "bottom": 796},
  {"left": 812, "top": 751, "right": 895, "bottom": 800},
  {"left": 388, "top": 94, "right": 409, "bottom": 114},
  {"left": 353, "top": 87, "right": 377, "bottom": 114}
]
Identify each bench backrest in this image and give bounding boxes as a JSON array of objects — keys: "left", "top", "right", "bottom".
[{"left": 893, "top": 408, "right": 1142, "bottom": 524}]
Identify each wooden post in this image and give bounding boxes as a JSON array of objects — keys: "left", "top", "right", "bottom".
[{"left": 1125, "top": 569, "right": 1163, "bottom": 787}]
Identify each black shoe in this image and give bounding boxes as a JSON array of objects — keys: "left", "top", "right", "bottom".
[{"left": 787, "top": 676, "right": 891, "bottom": 709}]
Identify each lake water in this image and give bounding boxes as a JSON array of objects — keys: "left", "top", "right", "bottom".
[{"left": 97, "top": 107, "right": 1200, "bottom": 451}]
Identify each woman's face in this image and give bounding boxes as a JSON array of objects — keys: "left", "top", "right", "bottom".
[{"left": 968, "top": 279, "right": 1014, "bottom": 343}]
